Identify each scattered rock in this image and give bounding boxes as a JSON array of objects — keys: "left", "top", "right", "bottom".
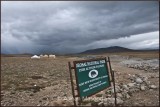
[
  {"left": 129, "top": 88, "right": 139, "bottom": 93},
  {"left": 117, "top": 98, "right": 124, "bottom": 105},
  {"left": 127, "top": 83, "right": 135, "bottom": 87},
  {"left": 150, "top": 85, "right": 157, "bottom": 89},
  {"left": 125, "top": 93, "right": 130, "bottom": 99},
  {"left": 37, "top": 104, "right": 41, "bottom": 106},
  {"left": 104, "top": 98, "right": 115, "bottom": 105},
  {"left": 98, "top": 102, "right": 103, "bottom": 106},
  {"left": 65, "top": 101, "right": 72, "bottom": 106},
  {"left": 135, "top": 78, "right": 143, "bottom": 84},
  {"left": 103, "top": 102, "right": 109, "bottom": 106},
  {"left": 85, "top": 103, "right": 92, "bottom": 106},
  {"left": 44, "top": 101, "right": 49, "bottom": 106},
  {"left": 10, "top": 91, "right": 16, "bottom": 94},
  {"left": 122, "top": 85, "right": 129, "bottom": 91},
  {"left": 42, "top": 97, "right": 48, "bottom": 100},
  {"left": 117, "top": 93, "right": 123, "bottom": 98},
  {"left": 31, "top": 75, "right": 44, "bottom": 79},
  {"left": 29, "top": 93, "right": 34, "bottom": 96},
  {"left": 140, "top": 85, "right": 146, "bottom": 91},
  {"left": 104, "top": 97, "right": 124, "bottom": 105},
  {"left": 96, "top": 94, "right": 103, "bottom": 97},
  {"left": 52, "top": 95, "right": 57, "bottom": 98}
]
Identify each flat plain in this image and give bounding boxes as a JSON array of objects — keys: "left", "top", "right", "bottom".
[{"left": 1, "top": 51, "right": 159, "bottom": 106}]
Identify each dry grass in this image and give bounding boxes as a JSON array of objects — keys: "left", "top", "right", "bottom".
[
  {"left": 1, "top": 57, "right": 72, "bottom": 91},
  {"left": 1, "top": 51, "right": 158, "bottom": 91}
]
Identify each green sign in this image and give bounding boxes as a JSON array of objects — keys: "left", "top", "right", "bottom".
[{"left": 74, "top": 58, "right": 111, "bottom": 99}]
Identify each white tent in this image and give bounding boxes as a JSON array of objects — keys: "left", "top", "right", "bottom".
[{"left": 31, "top": 55, "right": 40, "bottom": 59}]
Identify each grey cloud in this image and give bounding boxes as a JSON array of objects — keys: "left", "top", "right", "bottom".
[{"left": 1, "top": 1, "right": 159, "bottom": 54}]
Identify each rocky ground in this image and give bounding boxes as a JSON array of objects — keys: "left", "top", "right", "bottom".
[{"left": 1, "top": 54, "right": 159, "bottom": 106}]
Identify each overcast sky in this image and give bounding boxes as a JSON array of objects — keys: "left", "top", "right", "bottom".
[{"left": 1, "top": 1, "right": 159, "bottom": 54}]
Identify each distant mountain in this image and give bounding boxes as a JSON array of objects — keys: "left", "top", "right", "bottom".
[{"left": 79, "top": 46, "right": 159, "bottom": 54}]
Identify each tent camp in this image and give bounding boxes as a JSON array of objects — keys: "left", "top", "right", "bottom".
[{"left": 31, "top": 55, "right": 40, "bottom": 59}]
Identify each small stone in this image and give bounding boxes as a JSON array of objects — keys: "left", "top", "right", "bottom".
[
  {"left": 117, "top": 93, "right": 123, "bottom": 98},
  {"left": 142, "top": 77, "right": 148, "bottom": 82},
  {"left": 104, "top": 102, "right": 109, "bottom": 106},
  {"left": 29, "top": 93, "right": 34, "bottom": 96},
  {"left": 140, "top": 85, "right": 146, "bottom": 91},
  {"left": 42, "top": 97, "right": 47, "bottom": 100},
  {"left": 122, "top": 85, "right": 129, "bottom": 91},
  {"left": 145, "top": 81, "right": 151, "bottom": 85},
  {"left": 52, "top": 95, "right": 57, "bottom": 98},
  {"left": 96, "top": 93, "right": 103, "bottom": 97},
  {"left": 98, "top": 102, "right": 103, "bottom": 106},
  {"left": 125, "top": 93, "right": 130, "bottom": 99},
  {"left": 134, "top": 102, "right": 140, "bottom": 106},
  {"left": 155, "top": 75, "right": 159, "bottom": 78},
  {"left": 106, "top": 94, "right": 112, "bottom": 97},
  {"left": 107, "top": 98, "right": 115, "bottom": 105},
  {"left": 10, "top": 91, "right": 16, "bottom": 94},
  {"left": 150, "top": 85, "right": 157, "bottom": 89},
  {"left": 91, "top": 102, "right": 98, "bottom": 106},
  {"left": 117, "top": 98, "right": 124, "bottom": 105},
  {"left": 44, "top": 101, "right": 49, "bottom": 106},
  {"left": 127, "top": 83, "right": 135, "bottom": 87},
  {"left": 65, "top": 101, "right": 72, "bottom": 106},
  {"left": 129, "top": 88, "right": 139, "bottom": 93},
  {"left": 135, "top": 78, "right": 143, "bottom": 84}
]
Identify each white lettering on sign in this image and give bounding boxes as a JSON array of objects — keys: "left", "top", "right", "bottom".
[
  {"left": 79, "top": 68, "right": 85, "bottom": 72},
  {"left": 82, "top": 81, "right": 107, "bottom": 92},
  {"left": 87, "top": 61, "right": 99, "bottom": 66},
  {"left": 89, "top": 81, "right": 101, "bottom": 87},
  {"left": 76, "top": 60, "right": 106, "bottom": 68},
  {"left": 83, "top": 88, "right": 90, "bottom": 92},
  {"left": 79, "top": 82, "right": 84, "bottom": 87},
  {"left": 76, "top": 62, "right": 87, "bottom": 68},
  {"left": 78, "top": 75, "right": 108, "bottom": 87},
  {"left": 100, "top": 60, "right": 105, "bottom": 64}
]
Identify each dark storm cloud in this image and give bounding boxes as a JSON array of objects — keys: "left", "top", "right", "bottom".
[{"left": 1, "top": 1, "right": 159, "bottom": 54}]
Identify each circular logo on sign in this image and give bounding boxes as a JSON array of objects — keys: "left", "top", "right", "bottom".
[{"left": 88, "top": 69, "right": 98, "bottom": 78}]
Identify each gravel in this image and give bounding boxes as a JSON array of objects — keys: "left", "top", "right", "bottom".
[{"left": 120, "top": 59, "right": 159, "bottom": 72}]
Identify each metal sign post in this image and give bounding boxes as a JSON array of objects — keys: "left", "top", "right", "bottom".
[
  {"left": 108, "top": 57, "right": 117, "bottom": 106},
  {"left": 68, "top": 57, "right": 117, "bottom": 106},
  {"left": 68, "top": 62, "right": 76, "bottom": 106}
]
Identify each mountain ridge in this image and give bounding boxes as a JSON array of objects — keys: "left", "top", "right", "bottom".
[{"left": 79, "top": 46, "right": 159, "bottom": 54}]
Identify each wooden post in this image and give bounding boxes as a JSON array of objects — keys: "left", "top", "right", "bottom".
[
  {"left": 108, "top": 57, "right": 117, "bottom": 106},
  {"left": 68, "top": 62, "right": 76, "bottom": 106},
  {"left": 108, "top": 57, "right": 113, "bottom": 81}
]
